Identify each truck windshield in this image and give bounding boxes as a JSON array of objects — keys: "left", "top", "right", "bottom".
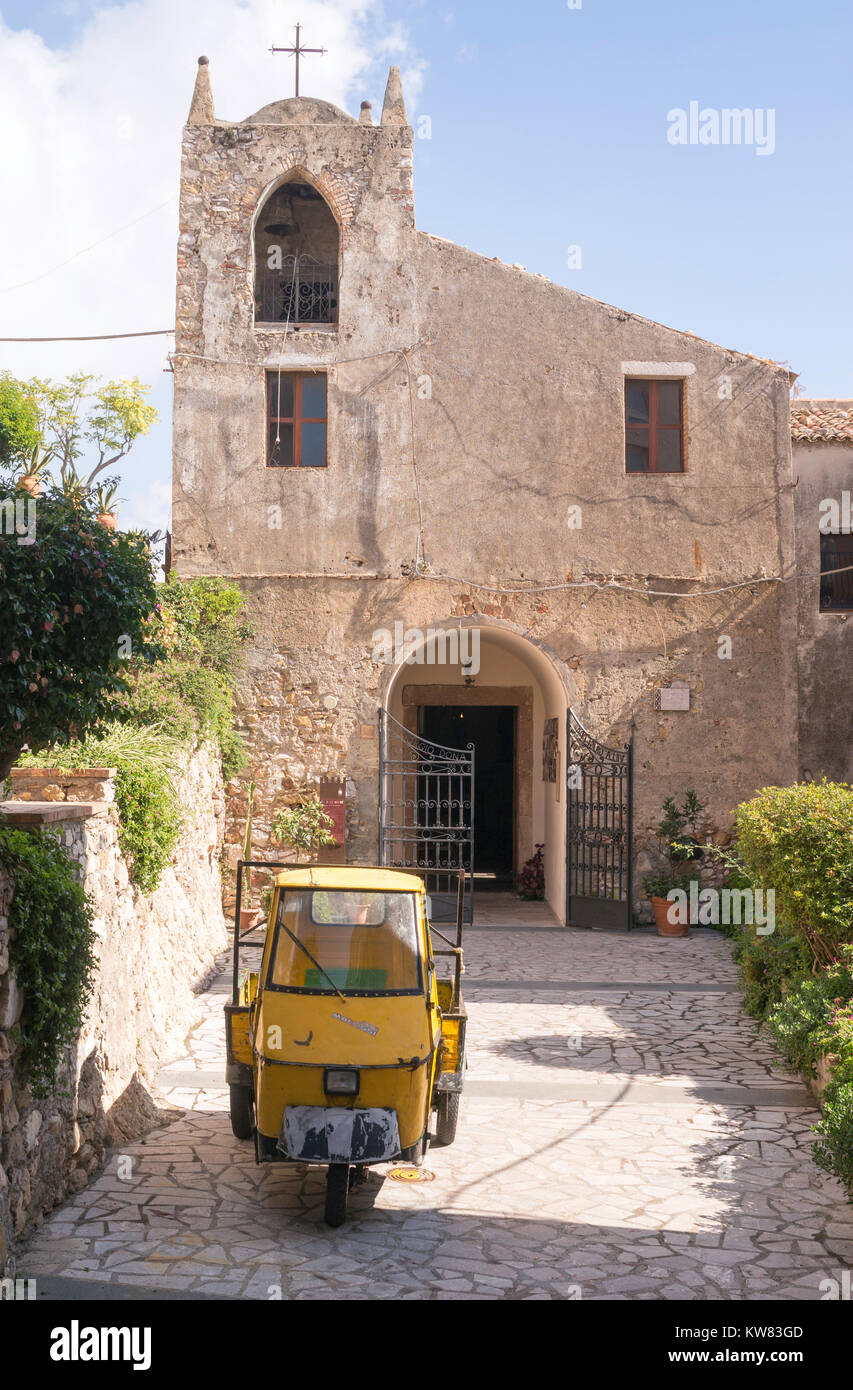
[{"left": 267, "top": 890, "right": 422, "bottom": 995}]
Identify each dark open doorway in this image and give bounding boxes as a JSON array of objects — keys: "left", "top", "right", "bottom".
[{"left": 419, "top": 704, "right": 516, "bottom": 888}]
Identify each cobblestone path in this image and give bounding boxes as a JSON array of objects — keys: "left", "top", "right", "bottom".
[{"left": 20, "top": 901, "right": 853, "bottom": 1299}]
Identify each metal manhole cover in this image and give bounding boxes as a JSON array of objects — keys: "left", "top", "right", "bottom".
[{"left": 387, "top": 1166, "right": 435, "bottom": 1183}]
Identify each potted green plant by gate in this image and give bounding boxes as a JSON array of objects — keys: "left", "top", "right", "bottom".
[
  {"left": 271, "top": 792, "right": 339, "bottom": 862},
  {"left": 644, "top": 870, "right": 691, "bottom": 937},
  {"left": 644, "top": 791, "right": 707, "bottom": 937}
]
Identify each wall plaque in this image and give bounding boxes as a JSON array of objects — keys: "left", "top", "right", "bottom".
[{"left": 655, "top": 686, "right": 690, "bottom": 711}]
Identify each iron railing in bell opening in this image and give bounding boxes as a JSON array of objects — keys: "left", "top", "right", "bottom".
[{"left": 256, "top": 262, "right": 338, "bottom": 325}]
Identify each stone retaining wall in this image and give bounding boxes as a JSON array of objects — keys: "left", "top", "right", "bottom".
[{"left": 0, "top": 746, "right": 227, "bottom": 1272}]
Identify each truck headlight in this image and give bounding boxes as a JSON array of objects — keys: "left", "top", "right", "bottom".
[{"left": 324, "top": 1068, "right": 360, "bottom": 1096}]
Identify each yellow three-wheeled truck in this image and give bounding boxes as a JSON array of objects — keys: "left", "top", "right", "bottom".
[{"left": 225, "top": 864, "right": 466, "bottom": 1226}]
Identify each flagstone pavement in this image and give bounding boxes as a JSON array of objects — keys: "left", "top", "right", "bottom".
[{"left": 19, "top": 898, "right": 853, "bottom": 1300}]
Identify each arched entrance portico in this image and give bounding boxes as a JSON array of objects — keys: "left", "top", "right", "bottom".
[{"left": 380, "top": 621, "right": 574, "bottom": 924}]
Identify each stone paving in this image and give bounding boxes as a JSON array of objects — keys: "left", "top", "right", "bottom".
[{"left": 19, "top": 898, "right": 853, "bottom": 1300}]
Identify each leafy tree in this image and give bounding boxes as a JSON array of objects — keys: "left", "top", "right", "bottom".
[
  {"left": 0, "top": 493, "right": 161, "bottom": 781},
  {"left": 20, "top": 372, "right": 157, "bottom": 497},
  {"left": 0, "top": 374, "right": 41, "bottom": 466}
]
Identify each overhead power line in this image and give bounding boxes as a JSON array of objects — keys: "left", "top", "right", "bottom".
[
  {"left": 0, "top": 199, "right": 174, "bottom": 295},
  {"left": 0, "top": 330, "right": 175, "bottom": 342}
]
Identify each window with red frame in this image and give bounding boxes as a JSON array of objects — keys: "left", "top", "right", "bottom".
[
  {"left": 267, "top": 372, "right": 327, "bottom": 467},
  {"left": 625, "top": 379, "right": 685, "bottom": 473}
]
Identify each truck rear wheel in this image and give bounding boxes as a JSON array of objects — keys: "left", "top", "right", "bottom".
[
  {"left": 434, "top": 1092, "right": 460, "bottom": 1146},
  {"left": 325, "top": 1163, "right": 349, "bottom": 1227},
  {"left": 229, "top": 1084, "right": 254, "bottom": 1140}
]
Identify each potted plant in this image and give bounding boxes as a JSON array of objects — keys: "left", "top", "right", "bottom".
[
  {"left": 644, "top": 870, "right": 691, "bottom": 937},
  {"left": 517, "top": 844, "right": 545, "bottom": 900},
  {"left": 271, "top": 793, "right": 338, "bottom": 861},
  {"left": 15, "top": 444, "right": 53, "bottom": 497},
  {"left": 93, "top": 480, "right": 121, "bottom": 529},
  {"left": 645, "top": 791, "right": 707, "bottom": 937},
  {"left": 56, "top": 460, "right": 91, "bottom": 509}
]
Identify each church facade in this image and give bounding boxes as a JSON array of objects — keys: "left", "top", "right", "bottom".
[{"left": 171, "top": 58, "right": 838, "bottom": 925}]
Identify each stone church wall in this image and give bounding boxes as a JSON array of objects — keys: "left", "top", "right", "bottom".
[
  {"left": 169, "top": 64, "right": 800, "bottom": 920},
  {"left": 0, "top": 746, "right": 226, "bottom": 1273},
  {"left": 222, "top": 572, "right": 798, "bottom": 913}
]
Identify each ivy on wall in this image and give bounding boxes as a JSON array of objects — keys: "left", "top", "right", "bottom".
[
  {"left": 0, "top": 823, "right": 96, "bottom": 1097},
  {"left": 114, "top": 764, "right": 182, "bottom": 896}
]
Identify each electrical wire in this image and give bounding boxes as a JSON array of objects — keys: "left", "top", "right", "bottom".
[
  {"left": 0, "top": 330, "right": 174, "bottom": 342},
  {"left": 0, "top": 199, "right": 174, "bottom": 296}
]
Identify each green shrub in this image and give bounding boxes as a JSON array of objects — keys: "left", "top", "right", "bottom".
[
  {"left": 115, "top": 669, "right": 197, "bottom": 742},
  {"left": 19, "top": 720, "right": 184, "bottom": 776},
  {"left": 735, "top": 928, "right": 810, "bottom": 1020},
  {"left": 813, "top": 1081, "right": 853, "bottom": 1189},
  {"left": 0, "top": 490, "right": 162, "bottom": 782},
  {"left": 13, "top": 575, "right": 249, "bottom": 894},
  {"left": 731, "top": 775, "right": 853, "bottom": 1193},
  {"left": 735, "top": 780, "right": 853, "bottom": 968},
  {"left": 157, "top": 575, "right": 250, "bottom": 681},
  {"left": 118, "top": 576, "right": 250, "bottom": 782},
  {"left": 0, "top": 823, "right": 96, "bottom": 1096},
  {"left": 767, "top": 975, "right": 845, "bottom": 1074},
  {"left": 219, "top": 724, "right": 247, "bottom": 783},
  {"left": 114, "top": 763, "right": 182, "bottom": 895},
  {"left": 761, "top": 947, "right": 853, "bottom": 1191}
]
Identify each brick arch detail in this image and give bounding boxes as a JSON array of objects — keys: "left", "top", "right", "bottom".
[{"left": 254, "top": 165, "right": 354, "bottom": 247}]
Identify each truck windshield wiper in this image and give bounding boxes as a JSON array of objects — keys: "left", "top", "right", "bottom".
[{"left": 277, "top": 919, "right": 347, "bottom": 1001}]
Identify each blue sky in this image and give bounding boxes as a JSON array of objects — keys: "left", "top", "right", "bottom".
[{"left": 1, "top": 0, "right": 851, "bottom": 534}]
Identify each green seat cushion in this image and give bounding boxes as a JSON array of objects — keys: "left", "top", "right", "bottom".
[{"left": 303, "top": 967, "right": 388, "bottom": 990}]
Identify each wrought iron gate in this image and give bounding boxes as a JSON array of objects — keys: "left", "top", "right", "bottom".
[
  {"left": 378, "top": 709, "right": 474, "bottom": 923},
  {"left": 566, "top": 711, "right": 633, "bottom": 930}
]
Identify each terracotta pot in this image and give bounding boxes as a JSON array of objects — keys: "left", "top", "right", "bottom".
[
  {"left": 19, "top": 475, "right": 42, "bottom": 498},
  {"left": 239, "top": 907, "right": 263, "bottom": 932},
  {"left": 97, "top": 512, "right": 117, "bottom": 530},
  {"left": 651, "top": 896, "right": 689, "bottom": 938}
]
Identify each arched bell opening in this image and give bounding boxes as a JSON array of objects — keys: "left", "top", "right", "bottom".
[{"left": 253, "top": 177, "right": 339, "bottom": 325}]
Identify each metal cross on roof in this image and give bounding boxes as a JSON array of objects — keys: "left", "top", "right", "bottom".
[{"left": 270, "top": 23, "right": 326, "bottom": 98}]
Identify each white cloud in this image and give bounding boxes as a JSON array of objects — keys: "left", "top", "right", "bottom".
[{"left": 0, "top": 0, "right": 423, "bottom": 528}]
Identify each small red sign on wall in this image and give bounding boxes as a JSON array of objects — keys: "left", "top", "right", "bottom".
[{"left": 319, "top": 777, "right": 346, "bottom": 863}]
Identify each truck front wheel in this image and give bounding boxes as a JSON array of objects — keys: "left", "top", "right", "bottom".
[
  {"left": 229, "top": 1084, "right": 254, "bottom": 1140},
  {"left": 434, "top": 1092, "right": 460, "bottom": 1146},
  {"left": 325, "top": 1163, "right": 349, "bottom": 1227}
]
